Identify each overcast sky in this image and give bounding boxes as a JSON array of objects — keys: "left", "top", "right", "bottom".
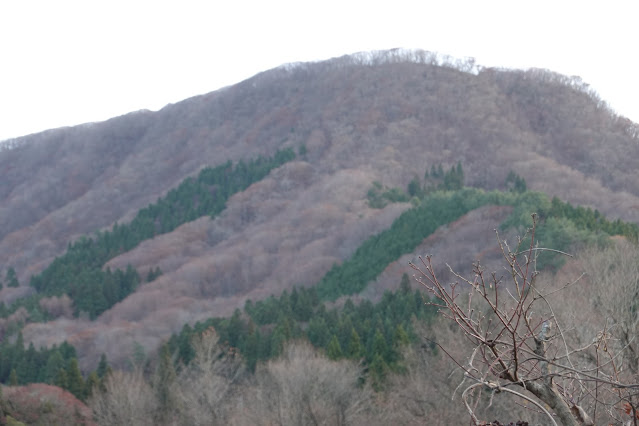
[{"left": 0, "top": 0, "right": 637, "bottom": 142}]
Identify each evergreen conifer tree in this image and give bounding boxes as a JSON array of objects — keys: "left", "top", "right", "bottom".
[
  {"left": 326, "top": 335, "right": 343, "bottom": 360},
  {"left": 84, "top": 371, "right": 100, "bottom": 399},
  {"left": 307, "top": 317, "right": 330, "bottom": 347},
  {"left": 399, "top": 273, "right": 411, "bottom": 293},
  {"left": 244, "top": 322, "right": 260, "bottom": 372},
  {"left": 5, "top": 267, "right": 19, "bottom": 288},
  {"left": 393, "top": 324, "right": 410, "bottom": 348},
  {"left": 96, "top": 353, "right": 108, "bottom": 379},
  {"left": 44, "top": 351, "right": 65, "bottom": 384},
  {"left": 177, "top": 324, "right": 195, "bottom": 365},
  {"left": 369, "top": 354, "right": 388, "bottom": 391},
  {"left": 55, "top": 368, "right": 68, "bottom": 390},
  {"left": 66, "top": 358, "right": 85, "bottom": 400},
  {"left": 227, "top": 309, "right": 244, "bottom": 348},
  {"left": 372, "top": 329, "right": 389, "bottom": 362},
  {"left": 407, "top": 177, "right": 421, "bottom": 197},
  {"left": 8, "top": 369, "right": 17, "bottom": 386},
  {"left": 347, "top": 328, "right": 363, "bottom": 359},
  {"left": 0, "top": 381, "right": 5, "bottom": 418}
]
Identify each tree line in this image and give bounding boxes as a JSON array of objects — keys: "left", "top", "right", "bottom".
[
  {"left": 0, "top": 333, "right": 110, "bottom": 401},
  {"left": 368, "top": 162, "right": 466, "bottom": 208},
  {"left": 166, "top": 276, "right": 434, "bottom": 389}
]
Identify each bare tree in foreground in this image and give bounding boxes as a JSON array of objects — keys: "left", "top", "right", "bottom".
[
  {"left": 385, "top": 320, "right": 550, "bottom": 425},
  {"left": 410, "top": 214, "right": 639, "bottom": 425}
]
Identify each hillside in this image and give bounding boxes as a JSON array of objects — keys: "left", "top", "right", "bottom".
[{"left": 1, "top": 49, "right": 638, "bottom": 369}]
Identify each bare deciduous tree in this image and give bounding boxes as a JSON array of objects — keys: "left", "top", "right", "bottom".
[
  {"left": 173, "top": 327, "right": 245, "bottom": 425},
  {"left": 88, "top": 370, "right": 158, "bottom": 426},
  {"left": 580, "top": 240, "right": 639, "bottom": 376},
  {"left": 241, "top": 341, "right": 376, "bottom": 426},
  {"left": 410, "top": 214, "right": 639, "bottom": 425},
  {"left": 385, "top": 319, "right": 549, "bottom": 425},
  {"left": 38, "top": 294, "right": 74, "bottom": 319}
]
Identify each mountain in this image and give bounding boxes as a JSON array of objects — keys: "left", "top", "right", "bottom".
[{"left": 1, "top": 49, "right": 638, "bottom": 369}]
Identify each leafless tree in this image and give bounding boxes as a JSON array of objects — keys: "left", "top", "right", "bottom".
[
  {"left": 240, "top": 340, "right": 376, "bottom": 426},
  {"left": 410, "top": 214, "right": 639, "bottom": 425},
  {"left": 173, "top": 327, "right": 245, "bottom": 425},
  {"left": 579, "top": 240, "right": 639, "bottom": 375},
  {"left": 384, "top": 319, "right": 549, "bottom": 425},
  {"left": 558, "top": 240, "right": 639, "bottom": 423},
  {"left": 38, "top": 294, "right": 74, "bottom": 319},
  {"left": 88, "top": 369, "right": 158, "bottom": 426}
]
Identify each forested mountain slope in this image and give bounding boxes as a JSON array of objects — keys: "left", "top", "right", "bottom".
[{"left": 1, "top": 50, "right": 638, "bottom": 369}]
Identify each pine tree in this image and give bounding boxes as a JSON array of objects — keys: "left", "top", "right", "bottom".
[
  {"left": 514, "top": 175, "right": 527, "bottom": 193},
  {"left": 66, "top": 358, "right": 85, "bottom": 400},
  {"left": 59, "top": 341, "right": 77, "bottom": 360},
  {"left": 96, "top": 353, "right": 108, "bottom": 379},
  {"left": 506, "top": 171, "right": 527, "bottom": 193},
  {"left": 270, "top": 328, "right": 287, "bottom": 358},
  {"left": 347, "top": 328, "right": 363, "bottom": 359},
  {"left": 393, "top": 324, "right": 410, "bottom": 348},
  {"left": 44, "top": 351, "right": 66, "bottom": 384},
  {"left": 177, "top": 324, "right": 195, "bottom": 365},
  {"left": 442, "top": 163, "right": 464, "bottom": 190},
  {"left": 369, "top": 354, "right": 388, "bottom": 391},
  {"left": 18, "top": 342, "right": 37, "bottom": 384},
  {"left": 372, "top": 329, "right": 389, "bottom": 362},
  {"left": 146, "top": 266, "right": 162, "bottom": 282},
  {"left": 131, "top": 342, "right": 146, "bottom": 368},
  {"left": 0, "top": 381, "right": 5, "bottom": 417},
  {"left": 244, "top": 322, "right": 260, "bottom": 372},
  {"left": 5, "top": 267, "right": 19, "bottom": 288},
  {"left": 399, "top": 273, "right": 411, "bottom": 293},
  {"left": 326, "top": 335, "right": 343, "bottom": 360},
  {"left": 8, "top": 369, "right": 17, "bottom": 386},
  {"left": 427, "top": 165, "right": 435, "bottom": 179},
  {"left": 337, "top": 316, "right": 355, "bottom": 351},
  {"left": 307, "top": 317, "right": 330, "bottom": 347},
  {"left": 298, "top": 144, "right": 307, "bottom": 158},
  {"left": 407, "top": 177, "right": 421, "bottom": 197},
  {"left": 11, "top": 333, "right": 24, "bottom": 368},
  {"left": 227, "top": 309, "right": 244, "bottom": 348},
  {"left": 54, "top": 368, "right": 68, "bottom": 390},
  {"left": 84, "top": 371, "right": 100, "bottom": 399}
]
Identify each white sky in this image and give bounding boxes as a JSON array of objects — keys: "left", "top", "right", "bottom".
[{"left": 0, "top": 0, "right": 637, "bottom": 142}]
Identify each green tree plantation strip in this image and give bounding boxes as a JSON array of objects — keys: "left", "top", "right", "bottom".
[
  {"left": 316, "top": 188, "right": 510, "bottom": 300},
  {"left": 22, "top": 149, "right": 295, "bottom": 320},
  {"left": 317, "top": 188, "right": 639, "bottom": 300}
]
